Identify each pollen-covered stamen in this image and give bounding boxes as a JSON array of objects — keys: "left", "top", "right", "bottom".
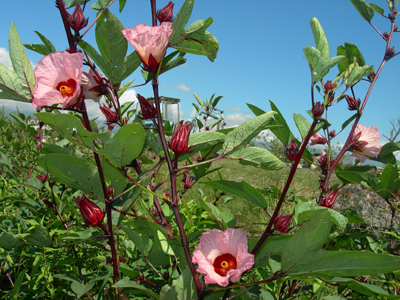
[
  {"left": 213, "top": 253, "right": 237, "bottom": 277},
  {"left": 56, "top": 78, "right": 77, "bottom": 98}
]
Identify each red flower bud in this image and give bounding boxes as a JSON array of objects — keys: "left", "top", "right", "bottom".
[
  {"left": 100, "top": 104, "right": 119, "bottom": 126},
  {"left": 137, "top": 94, "right": 157, "bottom": 119},
  {"left": 74, "top": 194, "right": 105, "bottom": 227},
  {"left": 164, "top": 189, "right": 171, "bottom": 198},
  {"left": 42, "top": 198, "right": 53, "bottom": 208},
  {"left": 315, "top": 150, "right": 334, "bottom": 175},
  {"left": 319, "top": 189, "right": 339, "bottom": 209},
  {"left": 68, "top": 5, "right": 88, "bottom": 32},
  {"left": 274, "top": 214, "right": 293, "bottom": 233},
  {"left": 169, "top": 121, "right": 193, "bottom": 155},
  {"left": 157, "top": 1, "right": 174, "bottom": 23},
  {"left": 385, "top": 46, "right": 396, "bottom": 60},
  {"left": 284, "top": 140, "right": 299, "bottom": 161},
  {"left": 329, "top": 130, "right": 336, "bottom": 138},
  {"left": 37, "top": 174, "right": 49, "bottom": 183},
  {"left": 312, "top": 102, "right": 324, "bottom": 118},
  {"left": 107, "top": 185, "right": 114, "bottom": 197},
  {"left": 345, "top": 95, "right": 361, "bottom": 111},
  {"left": 323, "top": 80, "right": 336, "bottom": 94},
  {"left": 310, "top": 133, "right": 327, "bottom": 146},
  {"left": 184, "top": 176, "right": 194, "bottom": 189}
]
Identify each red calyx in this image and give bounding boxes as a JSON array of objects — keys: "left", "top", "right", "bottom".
[{"left": 74, "top": 194, "right": 105, "bottom": 227}]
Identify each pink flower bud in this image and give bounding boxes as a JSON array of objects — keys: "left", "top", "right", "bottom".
[
  {"left": 319, "top": 189, "right": 339, "bottom": 208},
  {"left": 284, "top": 140, "right": 299, "bottom": 161},
  {"left": 169, "top": 121, "right": 193, "bottom": 155},
  {"left": 68, "top": 5, "right": 88, "bottom": 32},
  {"left": 137, "top": 94, "right": 156, "bottom": 119},
  {"left": 312, "top": 102, "right": 324, "bottom": 118},
  {"left": 310, "top": 133, "right": 327, "bottom": 146},
  {"left": 345, "top": 95, "right": 361, "bottom": 111},
  {"left": 274, "top": 214, "right": 293, "bottom": 233},
  {"left": 74, "top": 194, "right": 105, "bottom": 227},
  {"left": 157, "top": 1, "right": 174, "bottom": 23}
]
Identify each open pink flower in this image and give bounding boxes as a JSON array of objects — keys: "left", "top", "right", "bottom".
[
  {"left": 121, "top": 22, "right": 173, "bottom": 73},
  {"left": 32, "top": 51, "right": 84, "bottom": 109},
  {"left": 192, "top": 228, "right": 254, "bottom": 287},
  {"left": 349, "top": 125, "right": 382, "bottom": 163},
  {"left": 310, "top": 133, "right": 327, "bottom": 146}
]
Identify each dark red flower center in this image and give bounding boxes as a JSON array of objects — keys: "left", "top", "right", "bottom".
[
  {"left": 213, "top": 253, "right": 237, "bottom": 277},
  {"left": 56, "top": 79, "right": 77, "bottom": 98}
]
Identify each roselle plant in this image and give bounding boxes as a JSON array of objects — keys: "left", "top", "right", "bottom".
[{"left": 1, "top": 0, "right": 400, "bottom": 299}]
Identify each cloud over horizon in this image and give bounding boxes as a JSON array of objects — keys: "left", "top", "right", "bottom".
[{"left": 173, "top": 84, "right": 191, "bottom": 92}]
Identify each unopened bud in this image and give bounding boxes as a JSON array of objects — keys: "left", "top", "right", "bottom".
[
  {"left": 345, "top": 95, "right": 361, "bottom": 111},
  {"left": 169, "top": 121, "right": 193, "bottom": 155},
  {"left": 162, "top": 271, "right": 170, "bottom": 281},
  {"left": 137, "top": 94, "right": 157, "bottom": 119},
  {"left": 284, "top": 140, "right": 299, "bottom": 161},
  {"left": 164, "top": 189, "right": 171, "bottom": 198},
  {"left": 274, "top": 214, "right": 293, "bottom": 233},
  {"left": 107, "top": 185, "right": 114, "bottom": 197},
  {"left": 319, "top": 189, "right": 339, "bottom": 209},
  {"left": 329, "top": 130, "right": 336, "bottom": 138},
  {"left": 184, "top": 176, "right": 194, "bottom": 189},
  {"left": 312, "top": 102, "right": 324, "bottom": 118},
  {"left": 310, "top": 133, "right": 327, "bottom": 146},
  {"left": 385, "top": 46, "right": 396, "bottom": 60},
  {"left": 42, "top": 198, "right": 53, "bottom": 208},
  {"left": 323, "top": 80, "right": 336, "bottom": 94},
  {"left": 68, "top": 5, "right": 89, "bottom": 32},
  {"left": 157, "top": 1, "right": 174, "bottom": 23},
  {"left": 74, "top": 194, "right": 105, "bottom": 227},
  {"left": 150, "top": 208, "right": 158, "bottom": 217},
  {"left": 37, "top": 174, "right": 49, "bottom": 183}
]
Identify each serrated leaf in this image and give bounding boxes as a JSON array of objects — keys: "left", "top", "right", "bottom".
[
  {"left": 310, "top": 17, "right": 329, "bottom": 60},
  {"left": 222, "top": 111, "right": 275, "bottom": 154},
  {"left": 203, "top": 180, "right": 268, "bottom": 208},
  {"left": 8, "top": 22, "right": 35, "bottom": 95},
  {"left": 226, "top": 146, "right": 284, "bottom": 170},
  {"left": 36, "top": 153, "right": 104, "bottom": 199}
]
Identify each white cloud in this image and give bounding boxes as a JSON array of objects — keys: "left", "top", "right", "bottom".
[
  {"left": 119, "top": 89, "right": 137, "bottom": 105},
  {"left": 180, "top": 110, "right": 186, "bottom": 119},
  {"left": 224, "top": 112, "right": 253, "bottom": 128},
  {"left": 173, "top": 84, "right": 191, "bottom": 92},
  {"left": 0, "top": 47, "right": 13, "bottom": 70},
  {"left": 224, "top": 107, "right": 241, "bottom": 112}
]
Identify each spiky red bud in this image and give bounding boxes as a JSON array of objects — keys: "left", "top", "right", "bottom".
[
  {"left": 68, "top": 5, "right": 88, "bottom": 32},
  {"left": 284, "top": 140, "right": 299, "bottom": 161},
  {"left": 74, "top": 194, "right": 105, "bottom": 227},
  {"left": 312, "top": 102, "right": 324, "bottom": 118},
  {"left": 137, "top": 94, "right": 157, "bottom": 119},
  {"left": 169, "top": 121, "right": 193, "bottom": 155},
  {"left": 157, "top": 1, "right": 174, "bottom": 23},
  {"left": 345, "top": 95, "right": 361, "bottom": 111},
  {"left": 274, "top": 214, "right": 293, "bottom": 233},
  {"left": 319, "top": 189, "right": 339, "bottom": 208}
]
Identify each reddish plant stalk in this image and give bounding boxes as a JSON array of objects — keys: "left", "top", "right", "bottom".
[
  {"left": 251, "top": 121, "right": 317, "bottom": 255},
  {"left": 151, "top": 75, "right": 202, "bottom": 295}
]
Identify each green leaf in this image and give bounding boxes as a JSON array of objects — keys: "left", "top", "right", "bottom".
[
  {"left": 119, "top": 0, "right": 127, "bottom": 12},
  {"left": 36, "top": 153, "right": 104, "bottom": 199},
  {"left": 170, "top": 0, "right": 194, "bottom": 45},
  {"left": 253, "top": 235, "right": 292, "bottom": 268},
  {"left": 337, "top": 42, "right": 366, "bottom": 74},
  {"left": 11, "top": 270, "right": 27, "bottom": 300},
  {"left": 369, "top": 3, "right": 384, "bottom": 15},
  {"left": 26, "top": 225, "right": 53, "bottom": 247},
  {"left": 268, "top": 101, "right": 293, "bottom": 145},
  {"left": 193, "top": 93, "right": 204, "bottom": 106},
  {"left": 329, "top": 277, "right": 395, "bottom": 298},
  {"left": 113, "top": 278, "right": 160, "bottom": 299},
  {"left": 335, "top": 165, "right": 379, "bottom": 187},
  {"left": 160, "top": 268, "right": 196, "bottom": 300},
  {"left": 293, "top": 113, "right": 311, "bottom": 139},
  {"left": 378, "top": 141, "right": 400, "bottom": 157},
  {"left": 203, "top": 180, "right": 268, "bottom": 208},
  {"left": 303, "top": 46, "right": 344, "bottom": 83},
  {"left": 222, "top": 111, "right": 276, "bottom": 154},
  {"left": 24, "top": 31, "right": 56, "bottom": 56},
  {"left": 121, "top": 224, "right": 153, "bottom": 256},
  {"left": 179, "top": 131, "right": 226, "bottom": 159},
  {"left": 350, "top": 0, "right": 375, "bottom": 22},
  {"left": 247, "top": 103, "right": 266, "bottom": 116},
  {"left": 343, "top": 61, "right": 374, "bottom": 87},
  {"left": 0, "top": 233, "right": 22, "bottom": 249},
  {"left": 71, "top": 281, "right": 95, "bottom": 299},
  {"left": 101, "top": 159, "right": 126, "bottom": 200},
  {"left": 95, "top": 9, "right": 127, "bottom": 85},
  {"left": 226, "top": 146, "right": 284, "bottom": 171},
  {"left": 0, "top": 63, "right": 31, "bottom": 102},
  {"left": 287, "top": 249, "right": 400, "bottom": 278},
  {"left": 157, "top": 231, "right": 175, "bottom": 256},
  {"left": 8, "top": 22, "right": 35, "bottom": 94},
  {"left": 310, "top": 18, "right": 329, "bottom": 60},
  {"left": 281, "top": 211, "right": 331, "bottom": 273},
  {"left": 372, "top": 164, "right": 400, "bottom": 198}
]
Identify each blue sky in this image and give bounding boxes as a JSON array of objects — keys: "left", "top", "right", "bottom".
[{"left": 0, "top": 0, "right": 399, "bottom": 145}]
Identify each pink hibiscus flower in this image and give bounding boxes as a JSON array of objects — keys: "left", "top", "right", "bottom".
[
  {"left": 349, "top": 124, "right": 382, "bottom": 163},
  {"left": 32, "top": 51, "right": 84, "bottom": 109},
  {"left": 121, "top": 22, "right": 173, "bottom": 73},
  {"left": 192, "top": 228, "right": 254, "bottom": 287}
]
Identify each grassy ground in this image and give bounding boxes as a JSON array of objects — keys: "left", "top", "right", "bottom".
[{"left": 159, "top": 158, "right": 341, "bottom": 235}]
